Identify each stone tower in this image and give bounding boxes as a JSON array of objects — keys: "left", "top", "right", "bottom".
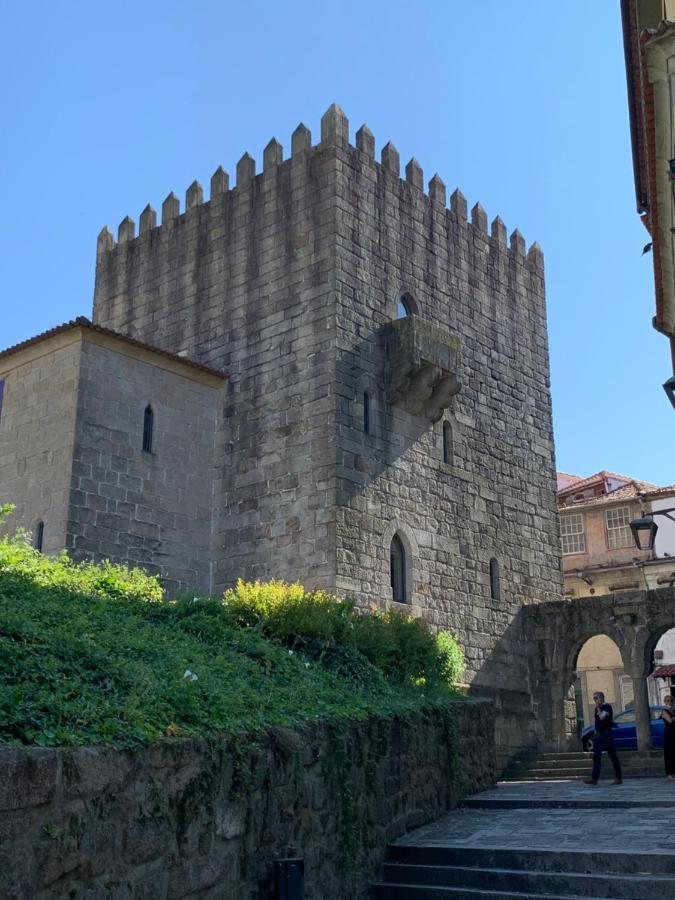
[{"left": 91, "top": 104, "right": 562, "bottom": 756}]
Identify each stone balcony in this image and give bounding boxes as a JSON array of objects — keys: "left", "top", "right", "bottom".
[{"left": 385, "top": 315, "right": 461, "bottom": 422}]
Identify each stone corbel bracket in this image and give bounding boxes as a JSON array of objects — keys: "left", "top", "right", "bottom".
[{"left": 384, "top": 315, "right": 461, "bottom": 422}]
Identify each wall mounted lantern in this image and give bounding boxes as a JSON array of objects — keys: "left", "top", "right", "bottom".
[
  {"left": 663, "top": 375, "right": 675, "bottom": 410},
  {"left": 630, "top": 507, "right": 675, "bottom": 551},
  {"left": 630, "top": 514, "right": 658, "bottom": 551}
]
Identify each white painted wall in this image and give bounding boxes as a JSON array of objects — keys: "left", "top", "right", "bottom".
[{"left": 651, "top": 497, "right": 675, "bottom": 557}]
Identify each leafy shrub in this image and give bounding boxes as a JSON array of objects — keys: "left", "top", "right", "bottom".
[
  {"left": 223, "top": 579, "right": 465, "bottom": 690},
  {"left": 436, "top": 630, "right": 466, "bottom": 686}
]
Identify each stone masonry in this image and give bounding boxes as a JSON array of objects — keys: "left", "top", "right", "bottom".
[
  {"left": 1, "top": 104, "right": 563, "bottom": 758},
  {"left": 0, "top": 322, "right": 225, "bottom": 594},
  {"left": 0, "top": 701, "right": 494, "bottom": 900}
]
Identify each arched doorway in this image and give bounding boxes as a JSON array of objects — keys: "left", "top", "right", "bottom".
[
  {"left": 648, "top": 627, "right": 675, "bottom": 706},
  {"left": 574, "top": 634, "right": 627, "bottom": 732}
]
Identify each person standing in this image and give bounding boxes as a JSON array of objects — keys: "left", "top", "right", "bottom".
[
  {"left": 661, "top": 695, "right": 675, "bottom": 780},
  {"left": 584, "top": 691, "right": 623, "bottom": 785}
]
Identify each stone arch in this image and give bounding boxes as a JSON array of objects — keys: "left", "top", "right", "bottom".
[
  {"left": 382, "top": 522, "right": 419, "bottom": 608},
  {"left": 397, "top": 290, "right": 418, "bottom": 318},
  {"left": 565, "top": 626, "right": 630, "bottom": 683},
  {"left": 636, "top": 617, "right": 675, "bottom": 678},
  {"left": 544, "top": 627, "right": 631, "bottom": 751},
  {"left": 635, "top": 620, "right": 675, "bottom": 709}
]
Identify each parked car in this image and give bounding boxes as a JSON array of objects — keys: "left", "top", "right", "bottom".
[{"left": 581, "top": 705, "right": 667, "bottom": 751}]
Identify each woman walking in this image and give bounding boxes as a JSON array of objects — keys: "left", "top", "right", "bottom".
[{"left": 661, "top": 695, "right": 675, "bottom": 780}]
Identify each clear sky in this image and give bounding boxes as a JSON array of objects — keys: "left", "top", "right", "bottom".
[{"left": 2, "top": 1, "right": 672, "bottom": 484}]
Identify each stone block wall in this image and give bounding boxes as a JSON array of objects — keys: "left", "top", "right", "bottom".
[
  {"left": 0, "top": 700, "right": 494, "bottom": 900},
  {"left": 90, "top": 104, "right": 563, "bottom": 756},
  {"left": 67, "top": 338, "right": 222, "bottom": 594},
  {"left": 0, "top": 334, "right": 81, "bottom": 554},
  {"left": 93, "top": 139, "right": 340, "bottom": 593},
  {"left": 329, "top": 116, "right": 562, "bottom": 759}
]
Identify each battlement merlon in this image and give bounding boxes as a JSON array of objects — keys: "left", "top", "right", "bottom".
[{"left": 93, "top": 102, "right": 544, "bottom": 274}]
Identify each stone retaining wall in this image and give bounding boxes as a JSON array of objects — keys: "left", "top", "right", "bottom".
[{"left": 1, "top": 700, "right": 494, "bottom": 900}]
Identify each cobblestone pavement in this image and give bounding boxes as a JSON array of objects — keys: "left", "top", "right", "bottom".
[{"left": 396, "top": 778, "right": 675, "bottom": 853}]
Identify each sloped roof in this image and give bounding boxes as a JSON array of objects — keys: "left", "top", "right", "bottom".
[
  {"left": 558, "top": 470, "right": 634, "bottom": 497},
  {"left": 0, "top": 317, "right": 227, "bottom": 380},
  {"left": 558, "top": 470, "right": 663, "bottom": 510},
  {"left": 643, "top": 483, "right": 675, "bottom": 498}
]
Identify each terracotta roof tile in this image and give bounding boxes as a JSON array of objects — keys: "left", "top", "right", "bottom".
[
  {"left": 653, "top": 665, "right": 675, "bottom": 677},
  {"left": 0, "top": 317, "right": 227, "bottom": 380},
  {"left": 558, "top": 470, "right": 634, "bottom": 496},
  {"left": 558, "top": 478, "right": 661, "bottom": 510}
]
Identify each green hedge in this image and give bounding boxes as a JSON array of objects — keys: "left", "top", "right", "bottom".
[{"left": 0, "top": 517, "right": 464, "bottom": 748}]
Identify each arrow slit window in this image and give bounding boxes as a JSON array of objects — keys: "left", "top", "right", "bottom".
[{"left": 390, "top": 535, "right": 407, "bottom": 603}]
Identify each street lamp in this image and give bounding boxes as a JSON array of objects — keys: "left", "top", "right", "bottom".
[
  {"left": 630, "top": 508, "right": 675, "bottom": 551},
  {"left": 663, "top": 375, "right": 675, "bottom": 410},
  {"left": 630, "top": 514, "right": 658, "bottom": 551}
]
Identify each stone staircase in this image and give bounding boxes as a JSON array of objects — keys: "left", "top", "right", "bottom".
[
  {"left": 501, "top": 749, "right": 664, "bottom": 781},
  {"left": 372, "top": 845, "right": 675, "bottom": 898},
  {"left": 371, "top": 768, "right": 675, "bottom": 898}
]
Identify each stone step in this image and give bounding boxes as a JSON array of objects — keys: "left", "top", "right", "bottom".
[
  {"left": 387, "top": 846, "right": 675, "bottom": 875},
  {"left": 501, "top": 773, "right": 664, "bottom": 782},
  {"left": 508, "top": 754, "right": 660, "bottom": 769},
  {"left": 379, "top": 862, "right": 675, "bottom": 899},
  {"left": 462, "top": 795, "right": 675, "bottom": 809},
  {"left": 518, "top": 750, "right": 663, "bottom": 760},
  {"left": 503, "top": 766, "right": 663, "bottom": 778},
  {"left": 371, "top": 883, "right": 620, "bottom": 899},
  {"left": 509, "top": 757, "right": 661, "bottom": 768}
]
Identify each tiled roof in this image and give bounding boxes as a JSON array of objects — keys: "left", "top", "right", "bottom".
[
  {"left": 559, "top": 478, "right": 660, "bottom": 510},
  {"left": 643, "top": 484, "right": 675, "bottom": 498},
  {"left": 557, "top": 472, "right": 582, "bottom": 489},
  {"left": 558, "top": 470, "right": 634, "bottom": 496},
  {"left": 653, "top": 665, "right": 675, "bottom": 678},
  {"left": 0, "top": 317, "right": 227, "bottom": 379}
]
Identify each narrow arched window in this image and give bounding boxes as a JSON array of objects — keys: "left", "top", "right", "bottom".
[
  {"left": 142, "top": 405, "right": 154, "bottom": 453},
  {"left": 363, "top": 392, "right": 371, "bottom": 434},
  {"left": 397, "top": 297, "right": 411, "bottom": 319},
  {"left": 390, "top": 535, "right": 407, "bottom": 603},
  {"left": 443, "top": 421, "right": 453, "bottom": 464},
  {"left": 34, "top": 521, "right": 44, "bottom": 552},
  {"left": 490, "top": 557, "right": 501, "bottom": 601}
]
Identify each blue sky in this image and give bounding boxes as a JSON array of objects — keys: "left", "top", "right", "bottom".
[{"left": 2, "top": 1, "right": 672, "bottom": 484}]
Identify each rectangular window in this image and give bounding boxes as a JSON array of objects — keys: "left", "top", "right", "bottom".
[
  {"left": 0, "top": 379, "right": 4, "bottom": 422},
  {"left": 561, "top": 513, "right": 585, "bottom": 555},
  {"left": 606, "top": 506, "right": 632, "bottom": 549}
]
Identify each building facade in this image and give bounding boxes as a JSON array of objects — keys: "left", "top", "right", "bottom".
[
  {"left": 0, "top": 106, "right": 563, "bottom": 758},
  {"left": 557, "top": 469, "right": 675, "bottom": 720}
]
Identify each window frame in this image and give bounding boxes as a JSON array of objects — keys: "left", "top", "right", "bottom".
[
  {"left": 142, "top": 404, "right": 154, "bottom": 454},
  {"left": 442, "top": 420, "right": 453, "bottom": 465},
  {"left": 605, "top": 506, "right": 632, "bottom": 550},
  {"left": 489, "top": 557, "right": 501, "bottom": 601},
  {"left": 390, "top": 534, "right": 408, "bottom": 603},
  {"left": 561, "top": 513, "right": 586, "bottom": 555},
  {"left": 363, "top": 391, "right": 371, "bottom": 434}
]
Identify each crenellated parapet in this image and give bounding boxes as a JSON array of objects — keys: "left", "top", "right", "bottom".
[{"left": 95, "top": 102, "right": 543, "bottom": 276}]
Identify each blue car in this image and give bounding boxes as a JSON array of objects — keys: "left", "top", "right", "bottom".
[{"left": 581, "top": 705, "right": 667, "bottom": 751}]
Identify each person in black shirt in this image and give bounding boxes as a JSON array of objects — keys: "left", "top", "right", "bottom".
[
  {"left": 660, "top": 694, "right": 675, "bottom": 779},
  {"left": 584, "top": 691, "right": 623, "bottom": 785}
]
